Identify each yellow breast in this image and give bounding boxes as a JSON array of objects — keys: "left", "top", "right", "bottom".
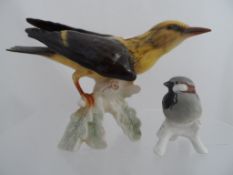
[{"left": 118, "top": 34, "right": 166, "bottom": 75}]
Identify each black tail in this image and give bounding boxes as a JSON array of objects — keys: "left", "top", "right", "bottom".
[{"left": 6, "top": 46, "right": 54, "bottom": 56}]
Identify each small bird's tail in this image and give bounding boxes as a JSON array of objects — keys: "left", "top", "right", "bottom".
[{"left": 6, "top": 46, "right": 54, "bottom": 57}]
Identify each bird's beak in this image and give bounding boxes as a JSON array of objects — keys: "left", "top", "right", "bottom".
[
  {"left": 163, "top": 81, "right": 171, "bottom": 87},
  {"left": 183, "top": 27, "right": 211, "bottom": 36}
]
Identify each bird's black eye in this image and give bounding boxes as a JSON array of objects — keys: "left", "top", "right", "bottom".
[{"left": 167, "top": 24, "right": 183, "bottom": 32}]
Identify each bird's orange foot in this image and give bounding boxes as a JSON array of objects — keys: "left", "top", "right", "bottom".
[{"left": 81, "top": 93, "right": 95, "bottom": 107}]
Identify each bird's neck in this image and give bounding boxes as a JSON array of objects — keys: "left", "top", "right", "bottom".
[{"left": 124, "top": 33, "right": 168, "bottom": 74}]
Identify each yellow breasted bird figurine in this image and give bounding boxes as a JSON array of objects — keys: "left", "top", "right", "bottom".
[{"left": 7, "top": 18, "right": 211, "bottom": 107}]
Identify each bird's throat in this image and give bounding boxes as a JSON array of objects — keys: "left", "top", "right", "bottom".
[
  {"left": 134, "top": 48, "right": 165, "bottom": 74},
  {"left": 123, "top": 35, "right": 170, "bottom": 74}
]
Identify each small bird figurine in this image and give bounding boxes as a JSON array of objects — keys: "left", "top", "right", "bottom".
[
  {"left": 162, "top": 76, "right": 202, "bottom": 124},
  {"left": 154, "top": 76, "right": 208, "bottom": 156},
  {"left": 7, "top": 18, "right": 211, "bottom": 106}
]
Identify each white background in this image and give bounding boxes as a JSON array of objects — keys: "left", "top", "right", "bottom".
[{"left": 0, "top": 0, "right": 233, "bottom": 175}]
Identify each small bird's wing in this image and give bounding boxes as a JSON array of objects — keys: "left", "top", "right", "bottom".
[
  {"left": 25, "top": 27, "right": 136, "bottom": 81},
  {"left": 26, "top": 18, "right": 111, "bottom": 37}
]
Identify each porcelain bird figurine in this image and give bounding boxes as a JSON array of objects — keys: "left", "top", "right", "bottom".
[{"left": 154, "top": 76, "right": 208, "bottom": 156}]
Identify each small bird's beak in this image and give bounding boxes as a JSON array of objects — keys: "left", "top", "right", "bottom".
[
  {"left": 184, "top": 27, "right": 211, "bottom": 36},
  {"left": 163, "top": 81, "right": 171, "bottom": 87}
]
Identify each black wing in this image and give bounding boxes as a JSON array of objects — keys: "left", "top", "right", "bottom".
[
  {"left": 25, "top": 27, "right": 136, "bottom": 81},
  {"left": 26, "top": 18, "right": 111, "bottom": 37}
]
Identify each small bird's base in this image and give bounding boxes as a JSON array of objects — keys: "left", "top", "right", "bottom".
[
  {"left": 58, "top": 79, "right": 141, "bottom": 151},
  {"left": 154, "top": 119, "right": 208, "bottom": 156}
]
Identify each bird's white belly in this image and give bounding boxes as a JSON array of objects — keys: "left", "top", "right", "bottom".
[{"left": 163, "top": 94, "right": 202, "bottom": 124}]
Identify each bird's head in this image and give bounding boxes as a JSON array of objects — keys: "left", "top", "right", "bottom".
[
  {"left": 164, "top": 76, "right": 196, "bottom": 94},
  {"left": 148, "top": 21, "right": 211, "bottom": 53}
]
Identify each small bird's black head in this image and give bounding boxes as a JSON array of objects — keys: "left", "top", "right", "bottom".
[
  {"left": 164, "top": 76, "right": 196, "bottom": 93},
  {"left": 162, "top": 76, "right": 196, "bottom": 110}
]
